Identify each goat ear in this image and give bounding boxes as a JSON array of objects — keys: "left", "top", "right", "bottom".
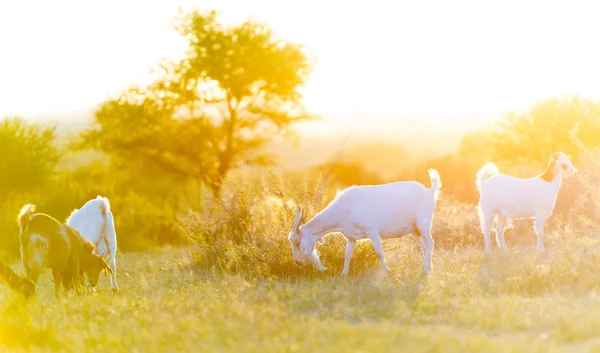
[{"left": 92, "top": 254, "right": 114, "bottom": 276}]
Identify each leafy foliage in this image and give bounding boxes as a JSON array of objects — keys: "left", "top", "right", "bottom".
[
  {"left": 0, "top": 117, "right": 60, "bottom": 196},
  {"left": 489, "top": 96, "right": 600, "bottom": 164},
  {"left": 401, "top": 96, "right": 600, "bottom": 204},
  {"left": 81, "top": 9, "right": 315, "bottom": 197},
  {"left": 0, "top": 118, "right": 60, "bottom": 257},
  {"left": 313, "top": 161, "right": 383, "bottom": 189}
]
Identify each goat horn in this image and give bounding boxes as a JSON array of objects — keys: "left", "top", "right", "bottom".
[
  {"left": 103, "top": 260, "right": 114, "bottom": 276},
  {"left": 292, "top": 205, "right": 302, "bottom": 231}
]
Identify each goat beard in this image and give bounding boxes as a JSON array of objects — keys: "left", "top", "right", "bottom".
[{"left": 307, "top": 250, "right": 327, "bottom": 272}]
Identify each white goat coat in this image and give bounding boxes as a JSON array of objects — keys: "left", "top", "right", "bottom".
[
  {"left": 478, "top": 174, "right": 562, "bottom": 220},
  {"left": 66, "top": 196, "right": 119, "bottom": 291},
  {"left": 292, "top": 169, "right": 441, "bottom": 275},
  {"left": 475, "top": 153, "right": 577, "bottom": 254},
  {"left": 304, "top": 181, "right": 438, "bottom": 240}
]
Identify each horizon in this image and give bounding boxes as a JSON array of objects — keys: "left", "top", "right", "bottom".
[{"left": 3, "top": 0, "right": 600, "bottom": 136}]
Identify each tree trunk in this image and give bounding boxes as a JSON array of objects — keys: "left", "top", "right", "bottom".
[
  {"left": 211, "top": 94, "right": 238, "bottom": 201},
  {"left": 209, "top": 179, "right": 222, "bottom": 200}
]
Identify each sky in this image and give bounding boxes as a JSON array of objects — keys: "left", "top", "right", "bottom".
[{"left": 1, "top": 0, "right": 600, "bottom": 136}]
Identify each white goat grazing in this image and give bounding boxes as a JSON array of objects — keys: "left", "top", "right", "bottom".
[
  {"left": 288, "top": 169, "right": 442, "bottom": 275},
  {"left": 476, "top": 152, "right": 578, "bottom": 254},
  {"left": 66, "top": 196, "right": 119, "bottom": 292}
]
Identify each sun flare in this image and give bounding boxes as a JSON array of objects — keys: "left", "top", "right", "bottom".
[{"left": 2, "top": 0, "right": 600, "bottom": 133}]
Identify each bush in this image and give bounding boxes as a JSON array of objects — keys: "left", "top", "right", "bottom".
[
  {"left": 179, "top": 172, "right": 420, "bottom": 279},
  {"left": 0, "top": 118, "right": 60, "bottom": 197},
  {"left": 176, "top": 153, "right": 600, "bottom": 280},
  {"left": 0, "top": 159, "right": 190, "bottom": 259}
]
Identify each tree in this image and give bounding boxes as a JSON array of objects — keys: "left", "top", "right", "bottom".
[
  {"left": 0, "top": 117, "right": 60, "bottom": 258},
  {"left": 489, "top": 96, "right": 600, "bottom": 164},
  {"left": 81, "top": 9, "right": 315, "bottom": 197},
  {"left": 0, "top": 117, "right": 60, "bottom": 196}
]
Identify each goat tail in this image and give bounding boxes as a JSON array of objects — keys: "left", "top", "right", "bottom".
[
  {"left": 428, "top": 168, "right": 442, "bottom": 200},
  {"left": 96, "top": 195, "right": 111, "bottom": 217},
  {"left": 476, "top": 162, "right": 499, "bottom": 193},
  {"left": 17, "top": 204, "right": 36, "bottom": 231},
  {"left": 97, "top": 195, "right": 117, "bottom": 254}
]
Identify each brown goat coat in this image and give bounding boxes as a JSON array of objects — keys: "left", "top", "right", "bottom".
[
  {"left": 538, "top": 152, "right": 572, "bottom": 182},
  {"left": 0, "top": 260, "right": 35, "bottom": 298},
  {"left": 18, "top": 205, "right": 112, "bottom": 299}
]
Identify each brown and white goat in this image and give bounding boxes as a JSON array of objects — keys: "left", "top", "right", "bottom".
[
  {"left": 476, "top": 152, "right": 578, "bottom": 253},
  {"left": 0, "top": 260, "right": 35, "bottom": 299},
  {"left": 18, "top": 204, "right": 114, "bottom": 299}
]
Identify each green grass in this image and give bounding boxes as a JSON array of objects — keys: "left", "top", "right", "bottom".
[{"left": 3, "top": 235, "right": 600, "bottom": 352}]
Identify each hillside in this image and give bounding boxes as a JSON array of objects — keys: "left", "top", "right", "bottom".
[{"left": 24, "top": 109, "right": 478, "bottom": 174}]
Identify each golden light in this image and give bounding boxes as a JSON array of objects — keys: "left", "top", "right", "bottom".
[{"left": 1, "top": 0, "right": 600, "bottom": 135}]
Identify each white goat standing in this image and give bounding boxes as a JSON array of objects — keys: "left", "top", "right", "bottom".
[
  {"left": 288, "top": 169, "right": 442, "bottom": 275},
  {"left": 476, "top": 152, "right": 578, "bottom": 254},
  {"left": 66, "top": 196, "right": 119, "bottom": 292}
]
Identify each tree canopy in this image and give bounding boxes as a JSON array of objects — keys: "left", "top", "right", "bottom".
[
  {"left": 489, "top": 96, "right": 600, "bottom": 164},
  {"left": 81, "top": 9, "right": 315, "bottom": 197}
]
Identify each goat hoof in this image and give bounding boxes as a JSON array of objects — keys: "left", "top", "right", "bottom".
[{"left": 112, "top": 288, "right": 120, "bottom": 293}]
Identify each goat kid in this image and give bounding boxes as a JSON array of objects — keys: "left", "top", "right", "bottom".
[
  {"left": 18, "top": 204, "right": 114, "bottom": 299},
  {"left": 0, "top": 261, "right": 35, "bottom": 299},
  {"left": 66, "top": 196, "right": 119, "bottom": 292},
  {"left": 476, "top": 152, "right": 578, "bottom": 254},
  {"left": 288, "top": 169, "right": 441, "bottom": 276}
]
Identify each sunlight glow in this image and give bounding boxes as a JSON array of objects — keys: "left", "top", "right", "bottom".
[{"left": 1, "top": 0, "right": 600, "bottom": 131}]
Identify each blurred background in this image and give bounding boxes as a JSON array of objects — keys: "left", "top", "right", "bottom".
[{"left": 2, "top": 0, "right": 600, "bottom": 261}]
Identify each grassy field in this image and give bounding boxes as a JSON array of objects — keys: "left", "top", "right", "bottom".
[{"left": 3, "top": 229, "right": 600, "bottom": 352}]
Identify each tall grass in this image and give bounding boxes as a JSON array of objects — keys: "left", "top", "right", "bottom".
[
  {"left": 175, "top": 150, "right": 600, "bottom": 284},
  {"left": 3, "top": 152, "right": 600, "bottom": 351}
]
